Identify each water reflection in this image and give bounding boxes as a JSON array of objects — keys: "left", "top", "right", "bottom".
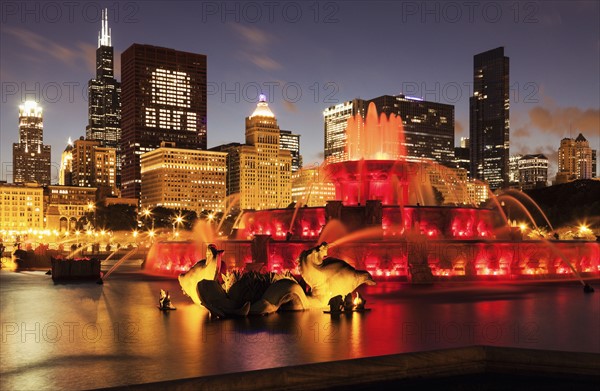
[{"left": 1, "top": 270, "right": 598, "bottom": 390}]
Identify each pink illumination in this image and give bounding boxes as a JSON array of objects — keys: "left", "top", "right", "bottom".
[
  {"left": 143, "top": 106, "right": 600, "bottom": 281},
  {"left": 144, "top": 241, "right": 205, "bottom": 276},
  {"left": 346, "top": 102, "right": 406, "bottom": 161}
]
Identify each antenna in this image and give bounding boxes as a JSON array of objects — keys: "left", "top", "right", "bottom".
[{"left": 98, "top": 9, "right": 111, "bottom": 48}]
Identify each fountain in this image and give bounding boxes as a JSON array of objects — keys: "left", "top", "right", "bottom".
[{"left": 144, "top": 103, "right": 599, "bottom": 287}]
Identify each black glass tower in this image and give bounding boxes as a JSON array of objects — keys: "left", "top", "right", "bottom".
[
  {"left": 86, "top": 9, "right": 121, "bottom": 186},
  {"left": 469, "top": 47, "right": 510, "bottom": 190},
  {"left": 370, "top": 94, "right": 455, "bottom": 165}
]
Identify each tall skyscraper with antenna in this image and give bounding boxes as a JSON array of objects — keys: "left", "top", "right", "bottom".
[{"left": 86, "top": 9, "right": 121, "bottom": 186}]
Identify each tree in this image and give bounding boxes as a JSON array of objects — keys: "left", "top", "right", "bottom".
[
  {"left": 95, "top": 204, "right": 137, "bottom": 231},
  {"left": 432, "top": 187, "right": 445, "bottom": 206}
]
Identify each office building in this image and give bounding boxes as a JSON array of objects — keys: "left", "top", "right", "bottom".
[
  {"left": 121, "top": 44, "right": 207, "bottom": 199},
  {"left": 508, "top": 154, "right": 522, "bottom": 186},
  {"left": 140, "top": 142, "right": 227, "bottom": 215},
  {"left": 324, "top": 95, "right": 455, "bottom": 165},
  {"left": 369, "top": 94, "right": 455, "bottom": 164},
  {"left": 64, "top": 137, "right": 118, "bottom": 196},
  {"left": 454, "top": 137, "right": 470, "bottom": 175},
  {"left": 44, "top": 185, "right": 98, "bottom": 231},
  {"left": 518, "top": 154, "right": 548, "bottom": 189},
  {"left": 280, "top": 130, "right": 302, "bottom": 172},
  {"left": 86, "top": 9, "right": 121, "bottom": 185},
  {"left": 469, "top": 47, "right": 510, "bottom": 189},
  {"left": 0, "top": 182, "right": 44, "bottom": 231},
  {"left": 291, "top": 167, "right": 335, "bottom": 207},
  {"left": 323, "top": 99, "right": 366, "bottom": 162},
  {"left": 556, "top": 133, "right": 597, "bottom": 183},
  {"left": 59, "top": 138, "right": 74, "bottom": 186},
  {"left": 224, "top": 96, "right": 292, "bottom": 210},
  {"left": 12, "top": 101, "right": 51, "bottom": 186}
]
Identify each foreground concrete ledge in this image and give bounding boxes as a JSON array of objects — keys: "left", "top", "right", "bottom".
[{"left": 97, "top": 346, "right": 600, "bottom": 391}]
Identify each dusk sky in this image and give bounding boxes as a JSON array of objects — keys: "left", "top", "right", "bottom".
[{"left": 1, "top": 0, "right": 599, "bottom": 182}]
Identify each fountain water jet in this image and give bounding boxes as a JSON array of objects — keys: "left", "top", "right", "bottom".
[{"left": 143, "top": 103, "right": 599, "bottom": 286}]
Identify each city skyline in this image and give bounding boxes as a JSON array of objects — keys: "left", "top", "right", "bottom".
[{"left": 1, "top": 1, "right": 599, "bottom": 182}]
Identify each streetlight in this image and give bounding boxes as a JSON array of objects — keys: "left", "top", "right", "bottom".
[
  {"left": 141, "top": 207, "right": 154, "bottom": 230},
  {"left": 148, "top": 229, "right": 155, "bottom": 244},
  {"left": 172, "top": 213, "right": 184, "bottom": 237}
]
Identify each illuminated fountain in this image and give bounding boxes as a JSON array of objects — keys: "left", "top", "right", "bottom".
[{"left": 145, "top": 103, "right": 599, "bottom": 285}]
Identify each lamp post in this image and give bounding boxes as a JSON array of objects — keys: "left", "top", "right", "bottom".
[
  {"left": 142, "top": 208, "right": 154, "bottom": 230},
  {"left": 173, "top": 213, "right": 184, "bottom": 238}
]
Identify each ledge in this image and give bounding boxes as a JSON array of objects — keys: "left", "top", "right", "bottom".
[{"left": 96, "top": 346, "right": 600, "bottom": 391}]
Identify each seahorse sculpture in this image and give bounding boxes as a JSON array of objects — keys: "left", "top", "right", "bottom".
[{"left": 179, "top": 243, "right": 375, "bottom": 318}]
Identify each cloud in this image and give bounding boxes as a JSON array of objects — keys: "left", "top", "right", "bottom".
[
  {"left": 511, "top": 102, "right": 600, "bottom": 180},
  {"left": 231, "top": 25, "right": 281, "bottom": 71},
  {"left": 232, "top": 25, "right": 270, "bottom": 47},
  {"left": 517, "top": 104, "right": 600, "bottom": 139},
  {"left": 283, "top": 100, "right": 298, "bottom": 113},
  {"left": 455, "top": 120, "right": 465, "bottom": 135},
  {"left": 248, "top": 54, "right": 281, "bottom": 71},
  {"left": 512, "top": 126, "right": 530, "bottom": 138},
  {"left": 4, "top": 26, "right": 95, "bottom": 73}
]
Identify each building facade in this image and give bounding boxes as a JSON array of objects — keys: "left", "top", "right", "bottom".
[
  {"left": 291, "top": 167, "right": 336, "bottom": 207},
  {"left": 93, "top": 146, "right": 118, "bottom": 196},
  {"left": 324, "top": 95, "right": 455, "bottom": 165},
  {"left": 59, "top": 139, "right": 74, "bottom": 186},
  {"left": 0, "top": 182, "right": 44, "bottom": 231},
  {"left": 556, "top": 133, "right": 597, "bottom": 184},
  {"left": 518, "top": 154, "right": 548, "bottom": 189},
  {"left": 469, "top": 47, "right": 510, "bottom": 190},
  {"left": 324, "top": 99, "right": 366, "bottom": 162},
  {"left": 454, "top": 137, "right": 470, "bottom": 175},
  {"left": 224, "top": 96, "right": 292, "bottom": 210},
  {"left": 71, "top": 137, "right": 100, "bottom": 188},
  {"left": 65, "top": 137, "right": 117, "bottom": 196},
  {"left": 369, "top": 94, "right": 455, "bottom": 164},
  {"left": 140, "top": 143, "right": 227, "bottom": 215},
  {"left": 44, "top": 186, "right": 98, "bottom": 232},
  {"left": 12, "top": 101, "right": 51, "bottom": 186},
  {"left": 428, "top": 166, "right": 470, "bottom": 205},
  {"left": 86, "top": 9, "right": 121, "bottom": 185},
  {"left": 508, "top": 154, "right": 522, "bottom": 186},
  {"left": 120, "top": 44, "right": 207, "bottom": 199},
  {"left": 280, "top": 130, "right": 302, "bottom": 172}
]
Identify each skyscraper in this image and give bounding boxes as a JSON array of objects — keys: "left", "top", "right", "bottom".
[
  {"left": 279, "top": 130, "right": 301, "bottom": 172},
  {"left": 556, "top": 133, "right": 596, "bottom": 183},
  {"left": 369, "top": 94, "right": 455, "bottom": 164},
  {"left": 86, "top": 9, "right": 121, "bottom": 185},
  {"left": 323, "top": 99, "right": 366, "bottom": 162},
  {"left": 12, "top": 101, "right": 51, "bottom": 185},
  {"left": 469, "top": 47, "right": 510, "bottom": 190},
  {"left": 71, "top": 137, "right": 100, "bottom": 188},
  {"left": 120, "top": 44, "right": 207, "bottom": 199},
  {"left": 223, "top": 96, "right": 292, "bottom": 210},
  {"left": 323, "top": 95, "right": 454, "bottom": 165}
]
